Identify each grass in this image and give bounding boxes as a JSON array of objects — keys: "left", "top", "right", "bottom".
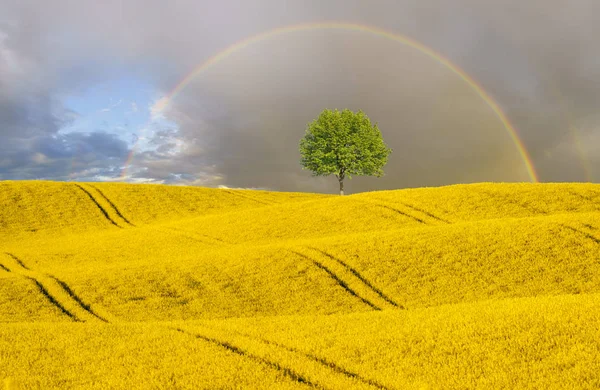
[{"left": 1, "top": 180, "right": 599, "bottom": 388}]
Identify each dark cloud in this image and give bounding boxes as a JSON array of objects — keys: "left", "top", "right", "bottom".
[
  {"left": 0, "top": 0, "right": 598, "bottom": 192},
  {"left": 0, "top": 131, "right": 129, "bottom": 181}
]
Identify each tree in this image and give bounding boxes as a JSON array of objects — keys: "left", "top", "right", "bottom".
[{"left": 299, "top": 109, "right": 392, "bottom": 195}]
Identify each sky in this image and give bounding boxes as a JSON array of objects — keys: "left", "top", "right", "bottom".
[{"left": 0, "top": 0, "right": 598, "bottom": 194}]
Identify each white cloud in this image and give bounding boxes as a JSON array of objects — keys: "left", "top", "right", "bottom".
[
  {"left": 149, "top": 96, "right": 168, "bottom": 120},
  {"left": 92, "top": 174, "right": 162, "bottom": 183},
  {"left": 217, "top": 184, "right": 270, "bottom": 190}
]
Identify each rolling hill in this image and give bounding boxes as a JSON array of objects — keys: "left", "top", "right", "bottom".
[{"left": 1, "top": 180, "right": 599, "bottom": 389}]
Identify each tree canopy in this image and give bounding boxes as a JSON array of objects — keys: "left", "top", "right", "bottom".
[{"left": 299, "top": 109, "right": 392, "bottom": 195}]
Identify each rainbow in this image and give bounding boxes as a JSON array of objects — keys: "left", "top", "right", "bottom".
[
  {"left": 121, "top": 22, "right": 539, "bottom": 182},
  {"left": 122, "top": 146, "right": 136, "bottom": 178}
]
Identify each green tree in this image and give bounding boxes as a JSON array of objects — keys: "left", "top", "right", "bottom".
[{"left": 299, "top": 109, "right": 392, "bottom": 195}]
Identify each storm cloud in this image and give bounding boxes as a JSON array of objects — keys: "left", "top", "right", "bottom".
[{"left": 0, "top": 0, "right": 598, "bottom": 193}]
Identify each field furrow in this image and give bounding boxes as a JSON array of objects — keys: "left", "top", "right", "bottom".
[
  {"left": 395, "top": 200, "right": 452, "bottom": 224},
  {"left": 171, "top": 326, "right": 321, "bottom": 388},
  {"left": 560, "top": 223, "right": 600, "bottom": 244},
  {"left": 47, "top": 275, "right": 110, "bottom": 322},
  {"left": 26, "top": 277, "right": 79, "bottom": 321},
  {"left": 173, "top": 323, "right": 385, "bottom": 390},
  {"left": 195, "top": 321, "right": 390, "bottom": 390},
  {"left": 290, "top": 249, "right": 383, "bottom": 311},
  {"left": 354, "top": 198, "right": 430, "bottom": 225},
  {"left": 1, "top": 253, "right": 108, "bottom": 323},
  {"left": 566, "top": 189, "right": 600, "bottom": 209},
  {"left": 87, "top": 184, "right": 135, "bottom": 227},
  {"left": 307, "top": 246, "right": 404, "bottom": 309},
  {"left": 73, "top": 184, "right": 123, "bottom": 228},
  {"left": 581, "top": 223, "right": 598, "bottom": 231},
  {"left": 5, "top": 252, "right": 30, "bottom": 270},
  {"left": 223, "top": 189, "right": 275, "bottom": 206}
]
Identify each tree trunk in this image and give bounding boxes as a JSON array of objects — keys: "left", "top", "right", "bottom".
[{"left": 339, "top": 177, "right": 344, "bottom": 196}]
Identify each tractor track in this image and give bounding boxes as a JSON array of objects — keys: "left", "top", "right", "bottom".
[
  {"left": 223, "top": 189, "right": 274, "bottom": 206},
  {"left": 86, "top": 184, "right": 135, "bottom": 226},
  {"left": 560, "top": 223, "right": 600, "bottom": 244},
  {"left": 196, "top": 322, "right": 391, "bottom": 390},
  {"left": 290, "top": 250, "right": 382, "bottom": 311},
  {"left": 74, "top": 184, "right": 122, "bottom": 228},
  {"left": 27, "top": 277, "right": 80, "bottom": 321},
  {"left": 171, "top": 326, "right": 322, "bottom": 388},
  {"left": 307, "top": 247, "right": 403, "bottom": 309},
  {"left": 48, "top": 275, "right": 108, "bottom": 322},
  {"left": 5, "top": 252, "right": 30, "bottom": 270},
  {"left": 353, "top": 199, "right": 427, "bottom": 225},
  {"left": 396, "top": 201, "right": 452, "bottom": 224},
  {"left": 1, "top": 252, "right": 109, "bottom": 323}
]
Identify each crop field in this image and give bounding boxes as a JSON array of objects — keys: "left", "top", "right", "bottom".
[{"left": 1, "top": 180, "right": 600, "bottom": 389}]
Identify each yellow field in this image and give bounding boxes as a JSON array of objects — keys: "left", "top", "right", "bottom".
[{"left": 1, "top": 180, "right": 600, "bottom": 389}]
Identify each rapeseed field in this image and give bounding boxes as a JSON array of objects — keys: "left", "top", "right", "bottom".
[{"left": 1, "top": 180, "right": 599, "bottom": 389}]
